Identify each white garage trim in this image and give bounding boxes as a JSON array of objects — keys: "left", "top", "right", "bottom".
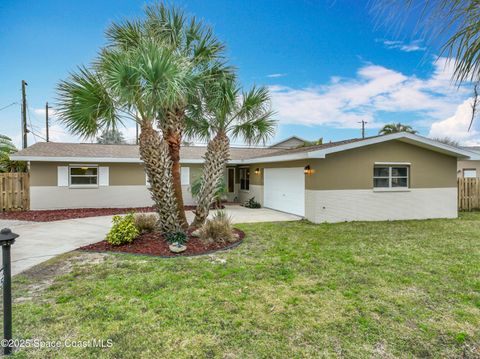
[{"left": 264, "top": 167, "right": 305, "bottom": 216}]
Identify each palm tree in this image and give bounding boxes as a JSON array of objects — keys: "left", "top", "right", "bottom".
[
  {"left": 57, "top": 4, "right": 226, "bottom": 232},
  {"left": 186, "top": 77, "right": 276, "bottom": 226},
  {"left": 378, "top": 123, "right": 417, "bottom": 135},
  {"left": 0, "top": 135, "right": 27, "bottom": 173}
]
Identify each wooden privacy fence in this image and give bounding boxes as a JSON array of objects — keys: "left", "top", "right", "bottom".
[
  {"left": 458, "top": 177, "right": 480, "bottom": 211},
  {"left": 0, "top": 173, "right": 29, "bottom": 211}
]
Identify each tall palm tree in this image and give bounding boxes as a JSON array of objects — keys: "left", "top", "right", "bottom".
[
  {"left": 57, "top": 4, "right": 226, "bottom": 232},
  {"left": 186, "top": 77, "right": 276, "bottom": 226},
  {"left": 378, "top": 123, "right": 417, "bottom": 135}
]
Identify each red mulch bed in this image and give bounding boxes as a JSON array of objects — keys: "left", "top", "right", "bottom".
[
  {"left": 0, "top": 206, "right": 197, "bottom": 222},
  {"left": 79, "top": 228, "right": 245, "bottom": 257}
]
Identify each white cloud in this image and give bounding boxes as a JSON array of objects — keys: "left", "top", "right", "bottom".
[
  {"left": 269, "top": 57, "right": 469, "bottom": 130},
  {"left": 428, "top": 98, "right": 480, "bottom": 145},
  {"left": 267, "top": 73, "right": 287, "bottom": 78},
  {"left": 381, "top": 39, "right": 426, "bottom": 52}
]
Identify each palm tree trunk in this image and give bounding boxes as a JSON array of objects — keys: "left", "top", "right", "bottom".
[
  {"left": 191, "top": 131, "right": 230, "bottom": 227},
  {"left": 162, "top": 107, "right": 188, "bottom": 229},
  {"left": 139, "top": 122, "right": 182, "bottom": 233},
  {"left": 165, "top": 128, "right": 188, "bottom": 230}
]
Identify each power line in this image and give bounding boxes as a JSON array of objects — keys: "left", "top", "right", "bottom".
[
  {"left": 0, "top": 102, "right": 18, "bottom": 112},
  {"left": 25, "top": 101, "right": 39, "bottom": 143}
]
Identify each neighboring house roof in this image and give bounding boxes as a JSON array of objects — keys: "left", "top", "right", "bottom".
[
  {"left": 461, "top": 146, "right": 480, "bottom": 160},
  {"left": 269, "top": 136, "right": 306, "bottom": 149},
  {"left": 11, "top": 132, "right": 475, "bottom": 164}
]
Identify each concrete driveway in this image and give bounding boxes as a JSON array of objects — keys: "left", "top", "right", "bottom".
[{"left": 0, "top": 205, "right": 300, "bottom": 275}]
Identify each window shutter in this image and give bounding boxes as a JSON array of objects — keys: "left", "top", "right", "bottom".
[
  {"left": 99, "top": 166, "right": 109, "bottom": 186},
  {"left": 181, "top": 167, "right": 190, "bottom": 185},
  {"left": 57, "top": 166, "right": 68, "bottom": 187}
]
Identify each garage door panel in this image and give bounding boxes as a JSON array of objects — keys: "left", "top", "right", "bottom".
[{"left": 264, "top": 167, "right": 305, "bottom": 216}]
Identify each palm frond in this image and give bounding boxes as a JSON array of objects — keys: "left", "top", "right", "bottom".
[
  {"left": 373, "top": 0, "right": 480, "bottom": 84},
  {"left": 105, "top": 19, "right": 144, "bottom": 50},
  {"left": 0, "top": 134, "right": 16, "bottom": 155},
  {"left": 231, "top": 111, "right": 277, "bottom": 145},
  {"left": 56, "top": 66, "right": 120, "bottom": 138}
]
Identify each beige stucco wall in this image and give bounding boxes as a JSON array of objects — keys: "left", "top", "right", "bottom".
[
  {"left": 457, "top": 160, "right": 480, "bottom": 177},
  {"left": 247, "top": 140, "right": 457, "bottom": 190},
  {"left": 30, "top": 162, "right": 203, "bottom": 186}
]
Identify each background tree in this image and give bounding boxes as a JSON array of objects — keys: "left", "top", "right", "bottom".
[
  {"left": 0, "top": 135, "right": 27, "bottom": 173},
  {"left": 431, "top": 137, "right": 460, "bottom": 147},
  {"left": 57, "top": 4, "right": 227, "bottom": 232},
  {"left": 96, "top": 128, "right": 126, "bottom": 144},
  {"left": 300, "top": 137, "right": 323, "bottom": 147},
  {"left": 378, "top": 123, "right": 417, "bottom": 135},
  {"left": 186, "top": 77, "right": 276, "bottom": 226}
]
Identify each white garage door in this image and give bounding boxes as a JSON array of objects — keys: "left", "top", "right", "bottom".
[{"left": 264, "top": 167, "right": 305, "bottom": 216}]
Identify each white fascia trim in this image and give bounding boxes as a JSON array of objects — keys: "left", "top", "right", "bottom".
[
  {"left": 9, "top": 155, "right": 244, "bottom": 165},
  {"left": 11, "top": 132, "right": 474, "bottom": 164},
  {"left": 307, "top": 132, "right": 475, "bottom": 159},
  {"left": 238, "top": 152, "right": 308, "bottom": 164},
  {"left": 9, "top": 156, "right": 143, "bottom": 163},
  {"left": 239, "top": 132, "right": 476, "bottom": 164},
  {"left": 374, "top": 161, "right": 411, "bottom": 165}
]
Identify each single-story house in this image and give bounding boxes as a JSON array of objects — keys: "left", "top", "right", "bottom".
[
  {"left": 11, "top": 132, "right": 474, "bottom": 223},
  {"left": 457, "top": 146, "right": 480, "bottom": 178}
]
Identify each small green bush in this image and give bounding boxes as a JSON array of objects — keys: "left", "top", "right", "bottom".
[
  {"left": 134, "top": 213, "right": 158, "bottom": 233},
  {"left": 106, "top": 214, "right": 139, "bottom": 246},
  {"left": 165, "top": 231, "right": 188, "bottom": 245},
  {"left": 244, "top": 197, "right": 261, "bottom": 208},
  {"left": 200, "top": 211, "right": 235, "bottom": 244}
]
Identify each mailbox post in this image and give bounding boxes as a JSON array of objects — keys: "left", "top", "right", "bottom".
[{"left": 0, "top": 228, "right": 18, "bottom": 355}]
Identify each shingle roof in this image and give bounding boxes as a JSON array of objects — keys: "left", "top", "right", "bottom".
[
  {"left": 249, "top": 137, "right": 374, "bottom": 158},
  {"left": 12, "top": 142, "right": 280, "bottom": 161},
  {"left": 13, "top": 133, "right": 470, "bottom": 163}
]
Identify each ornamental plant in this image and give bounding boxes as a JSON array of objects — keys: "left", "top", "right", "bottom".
[
  {"left": 165, "top": 230, "right": 188, "bottom": 245},
  {"left": 106, "top": 214, "right": 139, "bottom": 246}
]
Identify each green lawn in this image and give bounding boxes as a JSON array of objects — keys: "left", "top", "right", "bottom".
[{"left": 7, "top": 213, "right": 480, "bottom": 358}]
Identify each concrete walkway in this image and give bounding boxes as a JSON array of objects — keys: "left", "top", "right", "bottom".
[{"left": 0, "top": 205, "right": 300, "bottom": 275}]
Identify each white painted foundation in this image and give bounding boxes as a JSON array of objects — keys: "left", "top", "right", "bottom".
[
  {"left": 305, "top": 188, "right": 457, "bottom": 223},
  {"left": 30, "top": 185, "right": 195, "bottom": 210}
]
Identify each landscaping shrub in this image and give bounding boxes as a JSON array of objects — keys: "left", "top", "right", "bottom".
[
  {"left": 199, "top": 211, "right": 236, "bottom": 244},
  {"left": 165, "top": 231, "right": 188, "bottom": 245},
  {"left": 106, "top": 214, "right": 139, "bottom": 246},
  {"left": 244, "top": 197, "right": 261, "bottom": 208},
  {"left": 134, "top": 213, "right": 158, "bottom": 233}
]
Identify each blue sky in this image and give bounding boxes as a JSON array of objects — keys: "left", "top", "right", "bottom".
[{"left": 0, "top": 0, "right": 477, "bottom": 147}]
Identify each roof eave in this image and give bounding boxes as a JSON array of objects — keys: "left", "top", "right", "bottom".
[
  {"left": 306, "top": 132, "right": 474, "bottom": 159},
  {"left": 8, "top": 155, "right": 245, "bottom": 164}
]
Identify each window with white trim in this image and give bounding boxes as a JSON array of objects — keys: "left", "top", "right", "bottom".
[
  {"left": 69, "top": 166, "right": 98, "bottom": 187},
  {"left": 463, "top": 169, "right": 477, "bottom": 178},
  {"left": 373, "top": 165, "right": 409, "bottom": 188},
  {"left": 239, "top": 168, "right": 249, "bottom": 191}
]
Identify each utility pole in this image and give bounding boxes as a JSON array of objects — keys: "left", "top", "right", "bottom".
[
  {"left": 21, "top": 80, "right": 28, "bottom": 149},
  {"left": 358, "top": 120, "right": 367, "bottom": 139},
  {"left": 45, "top": 102, "right": 50, "bottom": 142}
]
